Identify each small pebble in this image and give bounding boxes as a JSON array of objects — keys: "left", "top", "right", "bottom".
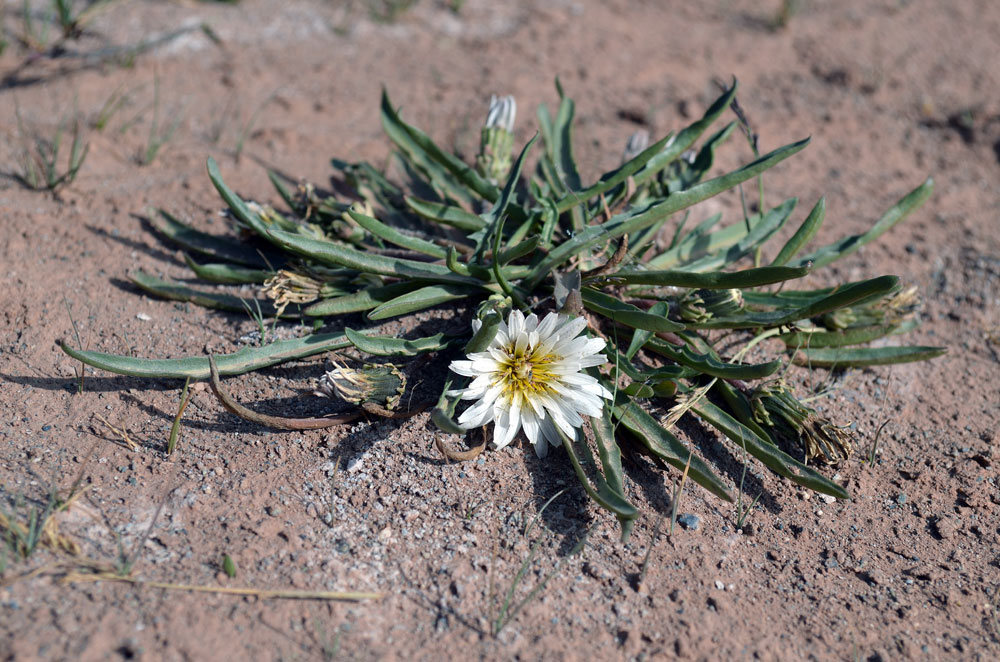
[
  {"left": 136, "top": 312, "right": 152, "bottom": 321},
  {"left": 714, "top": 580, "right": 725, "bottom": 590},
  {"left": 347, "top": 456, "right": 365, "bottom": 473},
  {"left": 677, "top": 513, "right": 700, "bottom": 530}
]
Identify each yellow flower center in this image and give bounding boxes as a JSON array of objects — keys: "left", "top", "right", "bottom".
[{"left": 499, "top": 343, "right": 555, "bottom": 396}]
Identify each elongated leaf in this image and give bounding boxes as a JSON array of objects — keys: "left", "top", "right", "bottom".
[
  {"left": 528, "top": 137, "right": 810, "bottom": 286},
  {"left": 207, "top": 158, "right": 274, "bottom": 239},
  {"left": 266, "top": 228, "right": 481, "bottom": 285},
  {"left": 648, "top": 212, "right": 752, "bottom": 270},
  {"left": 613, "top": 401, "right": 732, "bottom": 501},
  {"left": 405, "top": 196, "right": 486, "bottom": 231},
  {"left": 381, "top": 90, "right": 495, "bottom": 204},
  {"left": 692, "top": 401, "right": 849, "bottom": 498},
  {"left": 344, "top": 327, "right": 453, "bottom": 356},
  {"left": 792, "top": 345, "right": 946, "bottom": 368},
  {"left": 268, "top": 170, "right": 301, "bottom": 214},
  {"left": 130, "top": 271, "right": 290, "bottom": 317},
  {"left": 590, "top": 409, "right": 638, "bottom": 540},
  {"left": 607, "top": 264, "right": 808, "bottom": 289},
  {"left": 58, "top": 331, "right": 358, "bottom": 379},
  {"left": 153, "top": 210, "right": 278, "bottom": 268},
  {"left": 183, "top": 254, "right": 271, "bottom": 284},
  {"left": 673, "top": 197, "right": 797, "bottom": 272},
  {"left": 790, "top": 178, "right": 934, "bottom": 269},
  {"left": 347, "top": 209, "right": 447, "bottom": 259},
  {"left": 367, "top": 284, "right": 475, "bottom": 320},
  {"left": 632, "top": 83, "right": 738, "bottom": 188},
  {"left": 780, "top": 321, "right": 917, "bottom": 349},
  {"left": 625, "top": 302, "right": 668, "bottom": 360},
  {"left": 646, "top": 337, "right": 780, "bottom": 379},
  {"left": 555, "top": 130, "right": 678, "bottom": 213},
  {"left": 770, "top": 197, "right": 825, "bottom": 266},
  {"left": 686, "top": 276, "right": 901, "bottom": 330},
  {"left": 563, "top": 426, "right": 640, "bottom": 531},
  {"left": 581, "top": 288, "right": 685, "bottom": 333},
  {"left": 478, "top": 134, "right": 538, "bottom": 259},
  {"left": 303, "top": 282, "right": 414, "bottom": 317}
]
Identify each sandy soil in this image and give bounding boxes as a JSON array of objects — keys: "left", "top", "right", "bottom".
[{"left": 1, "top": 1, "right": 998, "bottom": 660}]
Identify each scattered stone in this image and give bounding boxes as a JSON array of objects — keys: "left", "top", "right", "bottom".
[
  {"left": 933, "top": 516, "right": 958, "bottom": 539},
  {"left": 677, "top": 513, "right": 700, "bottom": 530},
  {"left": 347, "top": 455, "right": 365, "bottom": 473},
  {"left": 714, "top": 580, "right": 725, "bottom": 590},
  {"left": 136, "top": 312, "right": 152, "bottom": 321}
]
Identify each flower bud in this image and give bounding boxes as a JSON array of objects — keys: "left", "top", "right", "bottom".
[
  {"left": 316, "top": 362, "right": 406, "bottom": 410},
  {"left": 477, "top": 95, "right": 516, "bottom": 184}
]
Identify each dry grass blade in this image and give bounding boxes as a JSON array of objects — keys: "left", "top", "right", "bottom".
[
  {"left": 92, "top": 413, "right": 139, "bottom": 451},
  {"left": 434, "top": 430, "right": 487, "bottom": 462},
  {"left": 61, "top": 572, "right": 381, "bottom": 601}
]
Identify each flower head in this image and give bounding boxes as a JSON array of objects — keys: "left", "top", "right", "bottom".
[{"left": 448, "top": 310, "right": 612, "bottom": 458}]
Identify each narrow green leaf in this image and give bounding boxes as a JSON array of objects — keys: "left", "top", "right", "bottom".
[
  {"left": 152, "top": 210, "right": 278, "bottom": 268},
  {"left": 581, "top": 288, "right": 686, "bottom": 333},
  {"left": 645, "top": 337, "right": 781, "bottom": 380},
  {"left": 792, "top": 345, "right": 947, "bottom": 368},
  {"left": 367, "top": 284, "right": 474, "bottom": 320},
  {"left": 555, "top": 130, "right": 678, "bottom": 213},
  {"left": 780, "top": 321, "right": 917, "bottom": 349},
  {"left": 790, "top": 178, "right": 934, "bottom": 269},
  {"left": 562, "top": 425, "right": 640, "bottom": 521},
  {"left": 770, "top": 197, "right": 825, "bottom": 266},
  {"left": 529, "top": 137, "right": 810, "bottom": 285},
  {"left": 266, "top": 228, "right": 481, "bottom": 285},
  {"left": 206, "top": 157, "right": 273, "bottom": 238},
  {"left": 381, "top": 90, "right": 496, "bottom": 204},
  {"left": 58, "top": 331, "right": 357, "bottom": 379},
  {"left": 302, "top": 282, "right": 415, "bottom": 317},
  {"left": 613, "top": 401, "right": 733, "bottom": 501},
  {"left": 183, "top": 254, "right": 271, "bottom": 284},
  {"left": 606, "top": 264, "right": 808, "bottom": 289},
  {"left": 130, "top": 271, "right": 290, "bottom": 317},
  {"left": 693, "top": 401, "right": 849, "bottom": 499},
  {"left": 405, "top": 196, "right": 486, "bottom": 231},
  {"left": 347, "top": 209, "right": 447, "bottom": 259},
  {"left": 625, "top": 301, "right": 668, "bottom": 360},
  {"left": 344, "top": 327, "right": 453, "bottom": 357},
  {"left": 632, "top": 82, "right": 738, "bottom": 188},
  {"left": 432, "top": 380, "right": 466, "bottom": 435},
  {"left": 672, "top": 197, "right": 797, "bottom": 272}
]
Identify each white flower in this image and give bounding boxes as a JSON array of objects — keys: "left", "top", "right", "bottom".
[{"left": 448, "top": 310, "right": 612, "bottom": 458}]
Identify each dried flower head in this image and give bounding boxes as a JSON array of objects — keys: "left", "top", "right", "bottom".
[
  {"left": 316, "top": 362, "right": 405, "bottom": 410},
  {"left": 448, "top": 310, "right": 611, "bottom": 458}
]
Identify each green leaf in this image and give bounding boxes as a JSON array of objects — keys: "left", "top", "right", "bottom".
[
  {"left": 367, "top": 284, "right": 475, "bottom": 320},
  {"left": 381, "top": 90, "right": 496, "bottom": 205},
  {"left": 130, "top": 271, "right": 290, "bottom": 317},
  {"left": 613, "top": 400, "right": 733, "bottom": 501},
  {"left": 405, "top": 196, "right": 486, "bottom": 231},
  {"left": 347, "top": 209, "right": 448, "bottom": 259},
  {"left": 266, "top": 228, "right": 481, "bottom": 285},
  {"left": 183, "top": 254, "right": 271, "bottom": 285},
  {"left": 562, "top": 424, "right": 640, "bottom": 522},
  {"left": 581, "top": 288, "right": 686, "bottom": 333},
  {"left": 632, "top": 82, "right": 738, "bottom": 188},
  {"left": 58, "top": 331, "right": 357, "bottom": 379},
  {"left": 792, "top": 345, "right": 947, "bottom": 368},
  {"left": 343, "top": 327, "right": 453, "bottom": 357},
  {"left": 554, "top": 130, "right": 678, "bottom": 213},
  {"left": 790, "top": 178, "right": 934, "bottom": 269},
  {"left": 464, "top": 312, "right": 502, "bottom": 353},
  {"left": 606, "top": 264, "right": 809, "bottom": 289},
  {"left": 645, "top": 337, "right": 781, "bottom": 380},
  {"left": 206, "top": 157, "right": 273, "bottom": 238},
  {"left": 431, "top": 380, "right": 466, "bottom": 435},
  {"left": 528, "top": 137, "right": 810, "bottom": 286},
  {"left": 671, "top": 197, "right": 797, "bottom": 272},
  {"left": 624, "top": 302, "right": 668, "bottom": 360},
  {"left": 590, "top": 411, "right": 637, "bottom": 541},
  {"left": 780, "top": 321, "right": 917, "bottom": 349},
  {"left": 152, "top": 210, "right": 278, "bottom": 268},
  {"left": 770, "top": 197, "right": 825, "bottom": 266},
  {"left": 692, "top": 401, "right": 849, "bottom": 499},
  {"left": 302, "top": 282, "right": 415, "bottom": 317}
]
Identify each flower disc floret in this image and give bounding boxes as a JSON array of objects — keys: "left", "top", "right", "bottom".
[{"left": 448, "top": 310, "right": 612, "bottom": 458}]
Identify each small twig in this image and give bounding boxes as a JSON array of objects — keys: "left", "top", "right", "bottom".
[
  {"left": 360, "top": 400, "right": 432, "bottom": 420},
  {"left": 582, "top": 233, "right": 629, "bottom": 279},
  {"left": 208, "top": 356, "right": 360, "bottom": 430},
  {"left": 434, "top": 429, "right": 487, "bottom": 462}
]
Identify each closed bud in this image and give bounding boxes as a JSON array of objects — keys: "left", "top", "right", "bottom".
[
  {"left": 477, "top": 95, "right": 516, "bottom": 184},
  {"left": 316, "top": 362, "right": 406, "bottom": 410}
]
